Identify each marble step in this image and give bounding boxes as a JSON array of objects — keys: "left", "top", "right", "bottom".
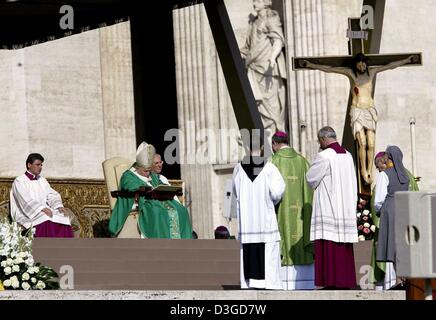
[{"left": 0, "top": 290, "right": 407, "bottom": 300}]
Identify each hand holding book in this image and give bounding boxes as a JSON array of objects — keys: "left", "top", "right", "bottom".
[{"left": 111, "top": 185, "right": 182, "bottom": 200}]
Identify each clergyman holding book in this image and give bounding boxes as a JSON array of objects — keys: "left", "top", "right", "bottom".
[{"left": 108, "top": 142, "right": 193, "bottom": 239}]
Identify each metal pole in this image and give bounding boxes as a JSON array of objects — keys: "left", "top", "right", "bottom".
[{"left": 409, "top": 117, "right": 417, "bottom": 177}]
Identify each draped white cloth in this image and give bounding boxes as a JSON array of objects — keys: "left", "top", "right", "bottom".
[
  {"left": 10, "top": 173, "right": 70, "bottom": 229},
  {"left": 239, "top": 241, "right": 283, "bottom": 290},
  {"left": 232, "top": 161, "right": 285, "bottom": 289},
  {"left": 306, "top": 148, "right": 358, "bottom": 243},
  {"left": 232, "top": 162, "right": 285, "bottom": 244}
]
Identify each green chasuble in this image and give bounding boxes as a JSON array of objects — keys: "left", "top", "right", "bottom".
[
  {"left": 370, "top": 169, "right": 418, "bottom": 283},
  {"left": 109, "top": 170, "right": 192, "bottom": 239},
  {"left": 272, "top": 147, "right": 314, "bottom": 266}
]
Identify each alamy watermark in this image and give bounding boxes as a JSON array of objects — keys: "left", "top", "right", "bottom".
[
  {"left": 58, "top": 264, "right": 74, "bottom": 289},
  {"left": 162, "top": 123, "right": 274, "bottom": 166},
  {"left": 347, "top": 5, "right": 374, "bottom": 40},
  {"left": 59, "top": 5, "right": 74, "bottom": 30}
]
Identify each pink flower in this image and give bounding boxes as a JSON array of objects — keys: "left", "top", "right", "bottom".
[
  {"left": 363, "top": 228, "right": 370, "bottom": 234},
  {"left": 362, "top": 216, "right": 369, "bottom": 221},
  {"left": 358, "top": 225, "right": 364, "bottom": 230}
]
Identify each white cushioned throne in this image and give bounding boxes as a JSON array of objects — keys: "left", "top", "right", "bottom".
[{"left": 102, "top": 157, "right": 141, "bottom": 238}]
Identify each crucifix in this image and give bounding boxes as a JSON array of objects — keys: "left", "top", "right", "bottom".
[{"left": 292, "top": 5, "right": 422, "bottom": 195}]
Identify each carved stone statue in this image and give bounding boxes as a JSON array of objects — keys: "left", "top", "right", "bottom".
[
  {"left": 300, "top": 53, "right": 418, "bottom": 184},
  {"left": 240, "top": 0, "right": 287, "bottom": 134}
]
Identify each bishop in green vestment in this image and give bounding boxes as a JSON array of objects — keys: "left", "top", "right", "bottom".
[
  {"left": 271, "top": 131, "right": 314, "bottom": 289},
  {"left": 108, "top": 142, "right": 192, "bottom": 239}
]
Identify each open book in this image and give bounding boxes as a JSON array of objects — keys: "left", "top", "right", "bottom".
[
  {"left": 152, "top": 184, "right": 182, "bottom": 193},
  {"left": 49, "top": 211, "right": 71, "bottom": 226},
  {"left": 148, "top": 184, "right": 183, "bottom": 201},
  {"left": 111, "top": 185, "right": 182, "bottom": 200}
]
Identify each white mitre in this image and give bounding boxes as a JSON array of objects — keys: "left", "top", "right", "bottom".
[{"left": 136, "top": 141, "right": 156, "bottom": 169}]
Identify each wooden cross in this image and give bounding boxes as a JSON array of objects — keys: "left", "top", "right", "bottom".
[
  {"left": 292, "top": 9, "right": 422, "bottom": 195},
  {"left": 292, "top": 20, "right": 421, "bottom": 71}
]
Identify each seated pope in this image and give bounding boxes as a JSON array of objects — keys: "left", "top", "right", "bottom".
[{"left": 108, "top": 142, "right": 193, "bottom": 239}]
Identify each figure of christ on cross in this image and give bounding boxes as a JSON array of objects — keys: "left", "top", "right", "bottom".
[{"left": 298, "top": 53, "right": 419, "bottom": 185}]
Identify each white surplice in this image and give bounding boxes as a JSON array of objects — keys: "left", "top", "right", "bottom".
[
  {"left": 232, "top": 161, "right": 285, "bottom": 289},
  {"left": 374, "top": 171, "right": 389, "bottom": 213},
  {"left": 10, "top": 173, "right": 70, "bottom": 229},
  {"left": 306, "top": 148, "right": 358, "bottom": 243}
]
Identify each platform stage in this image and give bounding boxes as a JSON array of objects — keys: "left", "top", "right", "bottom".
[
  {"left": 31, "top": 238, "right": 240, "bottom": 290},
  {"left": 31, "top": 238, "right": 376, "bottom": 290}
]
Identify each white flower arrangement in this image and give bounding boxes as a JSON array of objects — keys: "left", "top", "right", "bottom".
[{"left": 0, "top": 218, "right": 59, "bottom": 290}]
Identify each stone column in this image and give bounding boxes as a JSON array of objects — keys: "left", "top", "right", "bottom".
[
  {"left": 99, "top": 22, "right": 137, "bottom": 161},
  {"left": 173, "top": 5, "right": 215, "bottom": 238},
  {"left": 173, "top": 2, "right": 246, "bottom": 238},
  {"left": 283, "top": 0, "right": 329, "bottom": 160}
]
